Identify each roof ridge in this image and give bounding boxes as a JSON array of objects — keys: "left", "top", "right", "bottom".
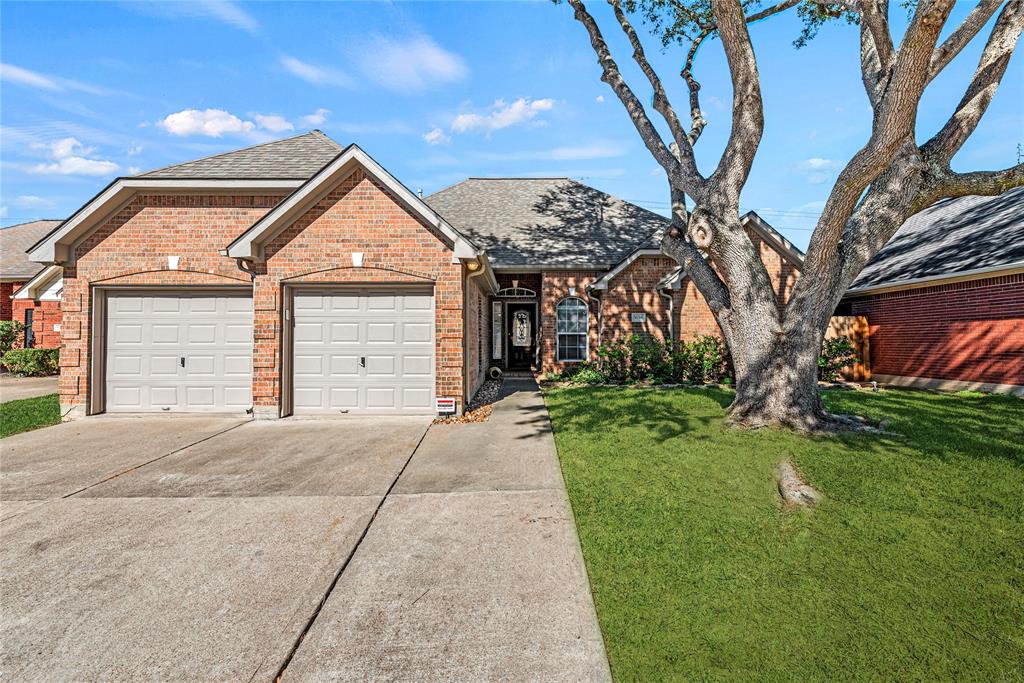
[
  {"left": 465, "top": 176, "right": 571, "bottom": 180},
  {"left": 136, "top": 130, "right": 340, "bottom": 178}
]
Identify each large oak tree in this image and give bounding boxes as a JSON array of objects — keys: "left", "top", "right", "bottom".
[{"left": 563, "top": 0, "right": 1023, "bottom": 430}]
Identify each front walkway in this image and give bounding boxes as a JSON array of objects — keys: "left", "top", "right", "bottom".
[{"left": 282, "top": 378, "right": 611, "bottom": 681}]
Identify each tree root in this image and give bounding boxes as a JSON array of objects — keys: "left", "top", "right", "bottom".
[
  {"left": 727, "top": 405, "right": 887, "bottom": 434},
  {"left": 777, "top": 460, "right": 821, "bottom": 508}
]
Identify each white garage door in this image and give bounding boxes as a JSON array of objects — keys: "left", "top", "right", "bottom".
[
  {"left": 292, "top": 288, "right": 434, "bottom": 414},
  {"left": 105, "top": 293, "right": 253, "bottom": 412}
]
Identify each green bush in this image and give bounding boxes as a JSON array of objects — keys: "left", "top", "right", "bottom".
[
  {"left": 689, "top": 335, "right": 729, "bottom": 383},
  {"left": 627, "top": 334, "right": 670, "bottom": 382},
  {"left": 596, "top": 339, "right": 629, "bottom": 382},
  {"left": 568, "top": 362, "right": 608, "bottom": 385},
  {"left": 1, "top": 348, "right": 60, "bottom": 377},
  {"left": 0, "top": 320, "right": 25, "bottom": 358},
  {"left": 818, "top": 337, "right": 859, "bottom": 381}
]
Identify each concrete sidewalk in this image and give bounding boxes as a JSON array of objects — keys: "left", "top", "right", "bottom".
[
  {"left": 282, "top": 379, "right": 612, "bottom": 681},
  {"left": 0, "top": 374, "right": 59, "bottom": 403}
]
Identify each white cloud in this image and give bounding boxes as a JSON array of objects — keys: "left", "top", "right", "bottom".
[
  {"left": 128, "top": 1, "right": 260, "bottom": 33},
  {"left": 0, "top": 62, "right": 105, "bottom": 95},
  {"left": 423, "top": 128, "right": 450, "bottom": 146},
  {"left": 127, "top": 145, "right": 143, "bottom": 156},
  {"left": 650, "top": 166, "right": 665, "bottom": 176},
  {"left": 253, "top": 113, "right": 294, "bottom": 133},
  {"left": 29, "top": 137, "right": 120, "bottom": 176},
  {"left": 354, "top": 32, "right": 467, "bottom": 93},
  {"left": 451, "top": 98, "right": 556, "bottom": 135},
  {"left": 13, "top": 195, "right": 55, "bottom": 209},
  {"left": 280, "top": 56, "right": 351, "bottom": 87},
  {"left": 128, "top": 166, "right": 142, "bottom": 175},
  {"left": 595, "top": 95, "right": 605, "bottom": 103},
  {"left": 157, "top": 108, "right": 255, "bottom": 137},
  {"left": 332, "top": 120, "right": 410, "bottom": 135},
  {"left": 301, "top": 108, "right": 330, "bottom": 126},
  {"left": 795, "top": 157, "right": 841, "bottom": 184}
]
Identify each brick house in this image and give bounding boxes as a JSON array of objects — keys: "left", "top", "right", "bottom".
[
  {"left": 840, "top": 187, "right": 1023, "bottom": 396},
  {"left": 1, "top": 219, "right": 63, "bottom": 348},
  {"left": 26, "top": 131, "right": 802, "bottom": 418}
]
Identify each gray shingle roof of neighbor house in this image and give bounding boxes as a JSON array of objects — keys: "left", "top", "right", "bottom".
[
  {"left": 848, "top": 186, "right": 1024, "bottom": 292},
  {"left": 137, "top": 130, "right": 343, "bottom": 179},
  {"left": 1, "top": 220, "right": 63, "bottom": 280},
  {"left": 425, "top": 178, "right": 669, "bottom": 268}
]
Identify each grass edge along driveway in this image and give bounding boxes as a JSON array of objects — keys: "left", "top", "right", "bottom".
[
  {"left": 1, "top": 393, "right": 60, "bottom": 438},
  {"left": 544, "top": 386, "right": 1023, "bottom": 681}
]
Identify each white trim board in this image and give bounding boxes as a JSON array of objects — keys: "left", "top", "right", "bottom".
[
  {"left": 12, "top": 264, "right": 62, "bottom": 300},
  {"left": 843, "top": 262, "right": 1024, "bottom": 297}
]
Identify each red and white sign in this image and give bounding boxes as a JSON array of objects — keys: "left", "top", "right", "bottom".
[{"left": 435, "top": 397, "right": 456, "bottom": 415}]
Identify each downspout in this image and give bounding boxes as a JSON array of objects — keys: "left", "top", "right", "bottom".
[
  {"left": 588, "top": 287, "right": 604, "bottom": 365},
  {"left": 233, "top": 256, "right": 258, "bottom": 416}
]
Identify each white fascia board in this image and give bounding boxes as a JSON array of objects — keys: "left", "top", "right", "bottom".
[
  {"left": 590, "top": 249, "right": 663, "bottom": 290},
  {"left": 27, "top": 178, "right": 302, "bottom": 264},
  {"left": 741, "top": 212, "right": 805, "bottom": 267},
  {"left": 227, "top": 145, "right": 480, "bottom": 260},
  {"left": 13, "top": 264, "right": 61, "bottom": 300},
  {"left": 843, "top": 262, "right": 1024, "bottom": 297}
]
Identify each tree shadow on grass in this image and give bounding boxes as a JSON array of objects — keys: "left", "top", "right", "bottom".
[{"left": 824, "top": 388, "right": 1023, "bottom": 466}]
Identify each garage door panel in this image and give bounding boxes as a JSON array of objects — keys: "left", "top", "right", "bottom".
[
  {"left": 293, "top": 288, "right": 434, "bottom": 415},
  {"left": 106, "top": 293, "right": 252, "bottom": 413},
  {"left": 293, "top": 355, "right": 323, "bottom": 376}
]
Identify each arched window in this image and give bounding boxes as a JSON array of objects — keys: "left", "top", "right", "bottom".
[{"left": 556, "top": 297, "right": 589, "bottom": 362}]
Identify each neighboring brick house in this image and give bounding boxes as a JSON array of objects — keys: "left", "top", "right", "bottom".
[
  {"left": 26, "top": 131, "right": 802, "bottom": 418},
  {"left": 1, "top": 219, "right": 63, "bottom": 348},
  {"left": 841, "top": 187, "right": 1023, "bottom": 396}
]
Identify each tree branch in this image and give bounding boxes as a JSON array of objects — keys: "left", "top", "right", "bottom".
[
  {"left": 928, "top": 0, "right": 1006, "bottom": 82},
  {"left": 609, "top": 0, "right": 694, "bottom": 158},
  {"left": 708, "top": 0, "right": 766, "bottom": 200},
  {"left": 923, "top": 163, "right": 1024, "bottom": 208},
  {"left": 923, "top": 0, "right": 1023, "bottom": 162},
  {"left": 662, "top": 187, "right": 732, "bottom": 314},
  {"left": 567, "top": 0, "right": 703, "bottom": 194}
]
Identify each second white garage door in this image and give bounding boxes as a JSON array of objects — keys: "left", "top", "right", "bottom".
[
  {"left": 292, "top": 288, "right": 434, "bottom": 414},
  {"left": 105, "top": 292, "right": 253, "bottom": 412}
]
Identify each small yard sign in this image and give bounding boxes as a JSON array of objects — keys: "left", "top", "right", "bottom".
[{"left": 435, "top": 397, "right": 456, "bottom": 415}]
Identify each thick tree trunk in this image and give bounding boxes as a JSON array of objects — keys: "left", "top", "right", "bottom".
[{"left": 727, "top": 331, "right": 828, "bottom": 431}]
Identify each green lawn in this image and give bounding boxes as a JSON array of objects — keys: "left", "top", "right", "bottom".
[
  {"left": 544, "top": 386, "right": 1024, "bottom": 681},
  {"left": 0, "top": 393, "right": 61, "bottom": 438}
]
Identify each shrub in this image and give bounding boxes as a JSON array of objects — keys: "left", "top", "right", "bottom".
[
  {"left": 818, "top": 337, "right": 859, "bottom": 381},
  {"left": 0, "top": 320, "right": 25, "bottom": 358},
  {"left": 569, "top": 362, "right": 608, "bottom": 385},
  {"left": 689, "top": 335, "right": 730, "bottom": 383},
  {"left": 1, "top": 348, "right": 60, "bottom": 377},
  {"left": 596, "top": 339, "right": 629, "bottom": 382},
  {"left": 628, "top": 334, "right": 670, "bottom": 382}
]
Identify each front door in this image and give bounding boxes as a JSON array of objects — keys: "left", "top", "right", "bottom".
[{"left": 506, "top": 303, "right": 536, "bottom": 370}]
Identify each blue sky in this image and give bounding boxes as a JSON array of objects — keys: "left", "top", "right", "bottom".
[{"left": 2, "top": 1, "right": 1021, "bottom": 248}]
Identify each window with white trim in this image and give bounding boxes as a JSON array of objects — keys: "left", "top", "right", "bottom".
[{"left": 556, "top": 297, "right": 589, "bottom": 362}]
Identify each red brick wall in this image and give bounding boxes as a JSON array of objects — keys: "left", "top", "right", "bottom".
[
  {"left": 601, "top": 256, "right": 676, "bottom": 342},
  {"left": 540, "top": 270, "right": 601, "bottom": 373},
  {"left": 1, "top": 281, "right": 26, "bottom": 320},
  {"left": 59, "top": 193, "right": 285, "bottom": 412},
  {"left": 11, "top": 299, "right": 62, "bottom": 348},
  {"left": 260, "top": 168, "right": 466, "bottom": 412},
  {"left": 849, "top": 274, "right": 1024, "bottom": 387}
]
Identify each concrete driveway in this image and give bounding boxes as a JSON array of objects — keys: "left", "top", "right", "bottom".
[{"left": 0, "top": 381, "right": 609, "bottom": 681}]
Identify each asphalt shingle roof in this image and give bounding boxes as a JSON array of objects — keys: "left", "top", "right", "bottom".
[
  {"left": 426, "top": 178, "right": 668, "bottom": 268},
  {"left": 851, "top": 186, "right": 1024, "bottom": 290},
  {"left": 1, "top": 220, "right": 63, "bottom": 280},
  {"left": 137, "top": 130, "right": 343, "bottom": 179}
]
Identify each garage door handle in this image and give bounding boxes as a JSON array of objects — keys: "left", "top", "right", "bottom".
[
  {"left": 359, "top": 356, "right": 366, "bottom": 368},
  {"left": 180, "top": 356, "right": 185, "bottom": 368}
]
